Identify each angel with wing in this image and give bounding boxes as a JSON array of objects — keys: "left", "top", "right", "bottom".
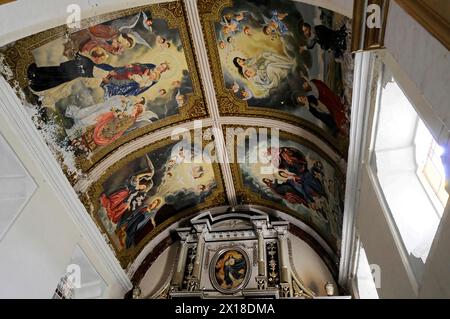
[
  {"left": 231, "top": 81, "right": 254, "bottom": 101},
  {"left": 262, "top": 11, "right": 289, "bottom": 39},
  {"left": 100, "top": 155, "right": 155, "bottom": 225},
  {"left": 221, "top": 11, "right": 246, "bottom": 36},
  {"left": 63, "top": 24, "right": 137, "bottom": 63},
  {"left": 111, "top": 11, "right": 155, "bottom": 49},
  {"left": 63, "top": 11, "right": 154, "bottom": 63}
]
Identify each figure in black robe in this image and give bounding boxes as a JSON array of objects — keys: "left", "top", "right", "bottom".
[
  {"left": 300, "top": 22, "right": 347, "bottom": 58},
  {"left": 292, "top": 91, "right": 339, "bottom": 136},
  {"left": 27, "top": 53, "right": 114, "bottom": 92}
]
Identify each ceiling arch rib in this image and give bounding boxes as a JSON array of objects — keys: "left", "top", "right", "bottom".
[{"left": 0, "top": 0, "right": 353, "bottom": 271}]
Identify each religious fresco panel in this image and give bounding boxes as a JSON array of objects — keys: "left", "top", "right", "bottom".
[
  {"left": 226, "top": 126, "right": 345, "bottom": 253},
  {"left": 0, "top": 1, "right": 207, "bottom": 177},
  {"left": 87, "top": 135, "right": 227, "bottom": 266},
  {"left": 199, "top": 0, "right": 353, "bottom": 155}
]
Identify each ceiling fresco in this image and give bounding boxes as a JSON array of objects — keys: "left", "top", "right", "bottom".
[
  {"left": 226, "top": 126, "right": 344, "bottom": 253},
  {"left": 86, "top": 132, "right": 227, "bottom": 265},
  {"left": 0, "top": 2, "right": 207, "bottom": 176},
  {"left": 0, "top": 0, "right": 354, "bottom": 268},
  {"left": 199, "top": 0, "right": 353, "bottom": 155}
]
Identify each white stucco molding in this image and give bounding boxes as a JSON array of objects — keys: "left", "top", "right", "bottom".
[
  {"left": 184, "top": 0, "right": 238, "bottom": 206},
  {"left": 0, "top": 132, "right": 37, "bottom": 241},
  {"left": 0, "top": 76, "right": 132, "bottom": 291},
  {"left": 338, "top": 51, "right": 374, "bottom": 287}
]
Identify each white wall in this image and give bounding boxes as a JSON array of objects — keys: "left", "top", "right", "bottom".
[
  {"left": 384, "top": 1, "right": 450, "bottom": 139},
  {"left": 289, "top": 235, "right": 337, "bottom": 296},
  {"left": 355, "top": 2, "right": 450, "bottom": 298},
  {"left": 0, "top": 0, "right": 167, "bottom": 47},
  {"left": 0, "top": 111, "right": 126, "bottom": 298}
]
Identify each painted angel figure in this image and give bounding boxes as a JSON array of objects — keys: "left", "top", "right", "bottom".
[
  {"left": 111, "top": 11, "right": 156, "bottom": 49},
  {"left": 100, "top": 154, "right": 155, "bottom": 225},
  {"left": 262, "top": 11, "right": 289, "bottom": 39},
  {"left": 231, "top": 81, "right": 253, "bottom": 101},
  {"left": 63, "top": 24, "right": 136, "bottom": 63},
  {"left": 221, "top": 11, "right": 247, "bottom": 36},
  {"left": 116, "top": 197, "right": 162, "bottom": 248}
]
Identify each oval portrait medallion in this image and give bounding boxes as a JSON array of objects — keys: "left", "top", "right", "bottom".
[{"left": 210, "top": 247, "right": 250, "bottom": 294}]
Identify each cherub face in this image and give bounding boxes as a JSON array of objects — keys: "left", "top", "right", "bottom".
[
  {"left": 159, "top": 89, "right": 167, "bottom": 96},
  {"left": 219, "top": 41, "right": 226, "bottom": 49},
  {"left": 156, "top": 36, "right": 165, "bottom": 44},
  {"left": 264, "top": 25, "right": 275, "bottom": 35}
]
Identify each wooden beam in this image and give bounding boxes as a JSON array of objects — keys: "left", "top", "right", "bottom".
[
  {"left": 395, "top": 0, "right": 450, "bottom": 51},
  {"left": 352, "top": 0, "right": 390, "bottom": 52},
  {"left": 0, "top": 0, "right": 16, "bottom": 5}
]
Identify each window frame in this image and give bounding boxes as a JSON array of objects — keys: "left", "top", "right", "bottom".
[{"left": 365, "top": 51, "right": 449, "bottom": 292}]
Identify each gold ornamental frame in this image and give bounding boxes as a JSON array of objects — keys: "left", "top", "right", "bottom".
[
  {"left": 0, "top": 1, "right": 209, "bottom": 176},
  {"left": 85, "top": 130, "right": 227, "bottom": 267},
  {"left": 225, "top": 125, "right": 346, "bottom": 254},
  {"left": 198, "top": 0, "right": 351, "bottom": 158}
]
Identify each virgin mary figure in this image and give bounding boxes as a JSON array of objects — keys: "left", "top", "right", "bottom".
[
  {"left": 100, "top": 62, "right": 170, "bottom": 99},
  {"left": 233, "top": 52, "right": 294, "bottom": 96}
]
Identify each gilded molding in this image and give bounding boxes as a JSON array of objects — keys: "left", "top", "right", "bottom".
[
  {"left": 0, "top": 1, "right": 209, "bottom": 176},
  {"left": 198, "top": 0, "right": 350, "bottom": 157},
  {"left": 85, "top": 132, "right": 228, "bottom": 266}
]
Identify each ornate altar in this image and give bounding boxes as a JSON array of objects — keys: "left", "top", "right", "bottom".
[{"left": 168, "top": 210, "right": 315, "bottom": 299}]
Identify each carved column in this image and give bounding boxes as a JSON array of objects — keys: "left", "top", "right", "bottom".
[
  {"left": 278, "top": 231, "right": 292, "bottom": 297},
  {"left": 257, "top": 230, "right": 265, "bottom": 275},
  {"left": 256, "top": 229, "right": 267, "bottom": 289},
  {"left": 188, "top": 228, "right": 206, "bottom": 291},
  {"left": 171, "top": 238, "right": 188, "bottom": 290}
]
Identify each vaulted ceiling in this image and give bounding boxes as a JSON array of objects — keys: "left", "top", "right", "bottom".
[{"left": 0, "top": 0, "right": 353, "bottom": 269}]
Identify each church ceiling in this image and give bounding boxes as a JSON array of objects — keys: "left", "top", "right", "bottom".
[
  {"left": 199, "top": 0, "right": 353, "bottom": 155},
  {"left": 0, "top": 2, "right": 207, "bottom": 174},
  {"left": 226, "top": 127, "right": 345, "bottom": 253},
  {"left": 0, "top": 0, "right": 353, "bottom": 268}
]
